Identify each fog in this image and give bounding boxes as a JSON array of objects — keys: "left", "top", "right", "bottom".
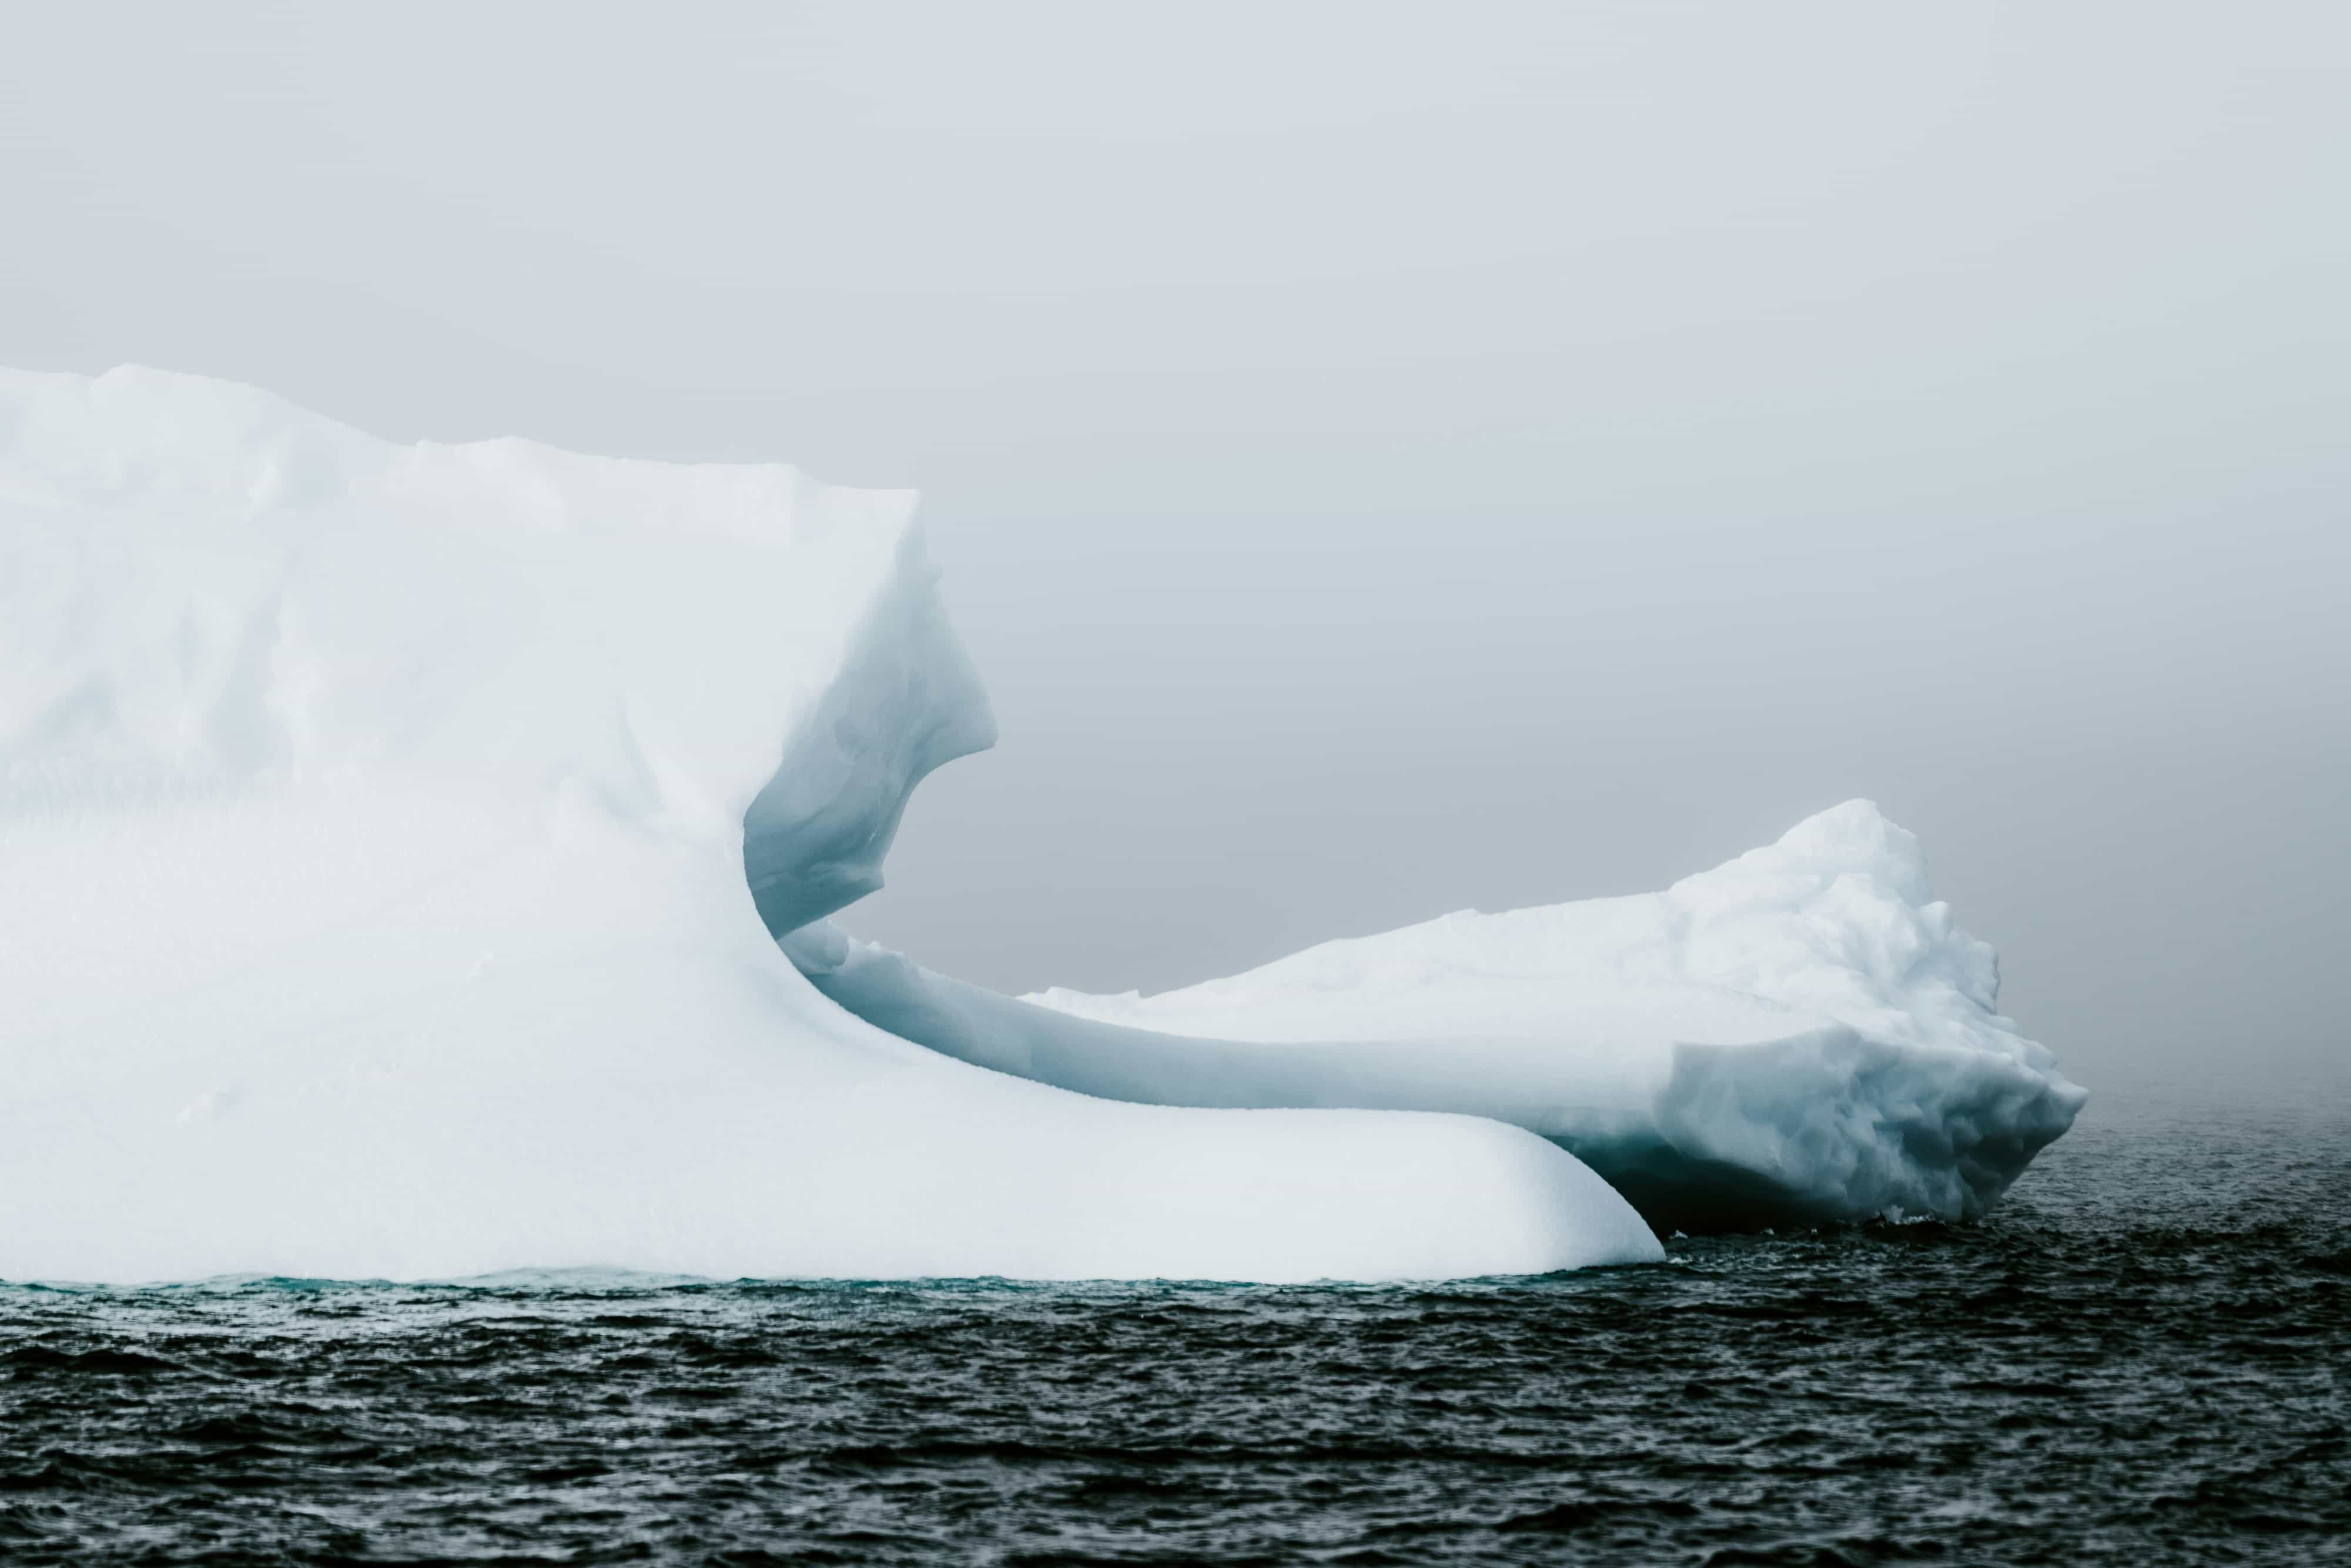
[{"left": 6, "top": 2, "right": 2345, "bottom": 1087}]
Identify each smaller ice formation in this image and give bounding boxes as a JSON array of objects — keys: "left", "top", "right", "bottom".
[{"left": 789, "top": 803, "right": 2087, "bottom": 1231}]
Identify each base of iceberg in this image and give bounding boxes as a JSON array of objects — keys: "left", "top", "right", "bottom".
[{"left": 1, "top": 366, "right": 2076, "bottom": 1282}]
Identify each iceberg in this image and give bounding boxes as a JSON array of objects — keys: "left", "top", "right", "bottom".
[
  {"left": 0, "top": 366, "right": 2081, "bottom": 1282},
  {"left": 791, "top": 803, "right": 2087, "bottom": 1230},
  {"left": 0, "top": 366, "right": 1660, "bottom": 1285}
]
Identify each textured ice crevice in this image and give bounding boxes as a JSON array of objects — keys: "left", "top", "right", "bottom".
[
  {"left": 1, "top": 365, "right": 1659, "bottom": 1284},
  {"left": 742, "top": 527, "right": 998, "bottom": 939}
]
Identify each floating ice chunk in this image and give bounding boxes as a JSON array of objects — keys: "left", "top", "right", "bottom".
[
  {"left": 794, "top": 802, "right": 2085, "bottom": 1230},
  {"left": 0, "top": 366, "right": 1658, "bottom": 1284}
]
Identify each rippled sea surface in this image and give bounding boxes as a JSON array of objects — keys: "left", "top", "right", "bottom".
[{"left": 5, "top": 1077, "right": 2347, "bottom": 1566}]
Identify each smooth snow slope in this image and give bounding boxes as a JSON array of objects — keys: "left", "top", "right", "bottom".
[
  {"left": 791, "top": 803, "right": 2087, "bottom": 1229},
  {"left": 0, "top": 366, "right": 1660, "bottom": 1283}
]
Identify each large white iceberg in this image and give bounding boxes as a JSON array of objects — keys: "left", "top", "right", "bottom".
[
  {"left": 0, "top": 366, "right": 2082, "bottom": 1284},
  {"left": 792, "top": 802, "right": 2086, "bottom": 1229},
  {"left": 0, "top": 366, "right": 1661, "bottom": 1284}
]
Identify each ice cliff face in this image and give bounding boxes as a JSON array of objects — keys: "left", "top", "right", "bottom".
[{"left": 0, "top": 366, "right": 1659, "bottom": 1284}]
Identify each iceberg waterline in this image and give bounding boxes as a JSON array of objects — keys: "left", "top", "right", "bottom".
[{"left": 0, "top": 367, "right": 2072, "bottom": 1284}]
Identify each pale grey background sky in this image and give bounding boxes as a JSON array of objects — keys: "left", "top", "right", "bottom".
[{"left": 5, "top": 2, "right": 2345, "bottom": 1087}]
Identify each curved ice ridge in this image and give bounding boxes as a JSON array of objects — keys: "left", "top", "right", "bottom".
[
  {"left": 0, "top": 366, "right": 1659, "bottom": 1284},
  {"left": 788, "top": 803, "right": 2086, "bottom": 1231}
]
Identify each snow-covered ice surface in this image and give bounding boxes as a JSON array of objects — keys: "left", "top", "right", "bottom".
[
  {"left": 0, "top": 366, "right": 1660, "bottom": 1284},
  {"left": 794, "top": 808, "right": 2087, "bottom": 1232}
]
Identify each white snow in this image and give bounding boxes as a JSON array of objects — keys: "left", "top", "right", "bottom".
[
  {"left": 793, "top": 803, "right": 2087, "bottom": 1229},
  {"left": 0, "top": 366, "right": 1660, "bottom": 1285}
]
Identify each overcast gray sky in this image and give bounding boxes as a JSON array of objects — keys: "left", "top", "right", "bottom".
[{"left": 5, "top": 2, "right": 2345, "bottom": 1088}]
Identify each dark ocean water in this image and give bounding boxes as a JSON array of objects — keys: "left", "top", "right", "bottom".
[{"left": 5, "top": 1076, "right": 2346, "bottom": 1567}]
